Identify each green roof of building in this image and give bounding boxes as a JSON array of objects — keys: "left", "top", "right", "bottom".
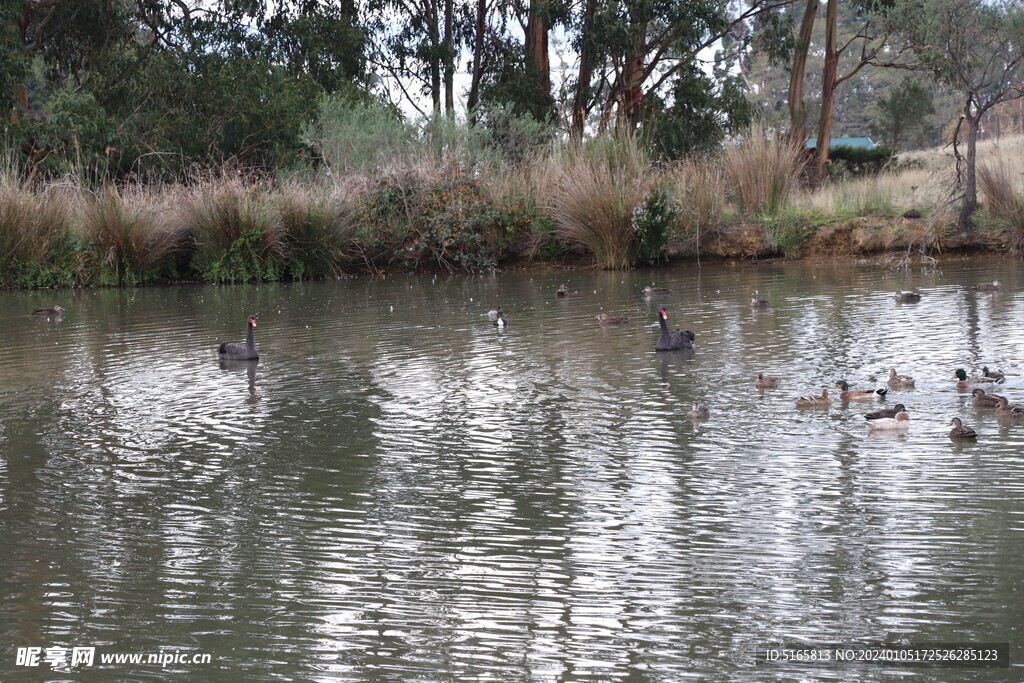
[{"left": 805, "top": 137, "right": 877, "bottom": 150}]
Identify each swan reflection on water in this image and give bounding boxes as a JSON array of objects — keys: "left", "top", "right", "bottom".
[{"left": 219, "top": 358, "right": 260, "bottom": 403}]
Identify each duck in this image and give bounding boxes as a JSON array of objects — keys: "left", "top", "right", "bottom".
[
  {"left": 948, "top": 417, "right": 978, "bottom": 440},
  {"left": 686, "top": 403, "right": 710, "bottom": 419},
  {"left": 887, "top": 368, "right": 915, "bottom": 388},
  {"left": 982, "top": 366, "right": 1006, "bottom": 383},
  {"left": 643, "top": 286, "right": 671, "bottom": 298},
  {"left": 795, "top": 388, "right": 831, "bottom": 408},
  {"left": 975, "top": 280, "right": 1001, "bottom": 291},
  {"left": 556, "top": 284, "right": 570, "bottom": 298},
  {"left": 867, "top": 411, "right": 910, "bottom": 431},
  {"left": 218, "top": 315, "right": 259, "bottom": 361},
  {"left": 755, "top": 372, "right": 781, "bottom": 389},
  {"left": 834, "top": 380, "right": 887, "bottom": 401},
  {"left": 749, "top": 290, "right": 770, "bottom": 308},
  {"left": 971, "top": 388, "right": 1005, "bottom": 408},
  {"left": 865, "top": 403, "right": 907, "bottom": 421},
  {"left": 486, "top": 308, "right": 499, "bottom": 320},
  {"left": 894, "top": 290, "right": 922, "bottom": 303},
  {"left": 994, "top": 396, "right": 1024, "bottom": 418},
  {"left": 953, "top": 368, "right": 997, "bottom": 390},
  {"left": 493, "top": 308, "right": 508, "bottom": 329},
  {"left": 31, "top": 304, "right": 64, "bottom": 316},
  {"left": 654, "top": 306, "right": 694, "bottom": 351},
  {"left": 596, "top": 312, "right": 630, "bottom": 325}
]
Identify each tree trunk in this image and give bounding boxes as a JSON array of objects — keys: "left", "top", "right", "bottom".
[
  {"left": 571, "top": 0, "right": 597, "bottom": 139},
  {"left": 525, "top": 0, "right": 551, "bottom": 111},
  {"left": 443, "top": 0, "right": 455, "bottom": 116},
  {"left": 788, "top": 0, "right": 819, "bottom": 142},
  {"left": 428, "top": 0, "right": 441, "bottom": 112},
  {"left": 959, "top": 111, "right": 980, "bottom": 232},
  {"left": 620, "top": 14, "right": 647, "bottom": 129},
  {"left": 466, "top": 0, "right": 487, "bottom": 122},
  {"left": 815, "top": 0, "right": 838, "bottom": 180}
]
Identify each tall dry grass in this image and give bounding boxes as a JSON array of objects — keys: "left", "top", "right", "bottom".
[
  {"left": 978, "top": 159, "right": 1024, "bottom": 244},
  {"left": 0, "top": 178, "right": 76, "bottom": 286},
  {"left": 667, "top": 158, "right": 726, "bottom": 255},
  {"left": 81, "top": 188, "right": 188, "bottom": 285},
  {"left": 545, "top": 132, "right": 650, "bottom": 269},
  {"left": 723, "top": 124, "right": 806, "bottom": 217},
  {"left": 180, "top": 178, "right": 286, "bottom": 282},
  {"left": 274, "top": 183, "right": 360, "bottom": 278}
]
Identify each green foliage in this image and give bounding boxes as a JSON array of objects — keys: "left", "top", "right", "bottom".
[
  {"left": 302, "top": 95, "right": 414, "bottom": 176},
  {"left": 632, "top": 188, "right": 680, "bottom": 263},
  {"left": 762, "top": 212, "right": 817, "bottom": 258},
  {"left": 826, "top": 145, "right": 893, "bottom": 177},
  {"left": 477, "top": 38, "right": 556, "bottom": 124},
  {"left": 869, "top": 78, "right": 936, "bottom": 151},
  {"left": 473, "top": 102, "right": 554, "bottom": 164},
  {"left": 645, "top": 63, "right": 754, "bottom": 159}
]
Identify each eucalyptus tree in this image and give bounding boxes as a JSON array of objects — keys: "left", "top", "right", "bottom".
[
  {"left": 885, "top": 0, "right": 1024, "bottom": 231},
  {"left": 566, "top": 0, "right": 798, "bottom": 139},
  {"left": 365, "top": 0, "right": 469, "bottom": 116}
]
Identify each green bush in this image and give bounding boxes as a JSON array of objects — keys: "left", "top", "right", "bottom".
[
  {"left": 632, "top": 188, "right": 680, "bottom": 263},
  {"left": 359, "top": 169, "right": 520, "bottom": 271},
  {"left": 827, "top": 145, "right": 892, "bottom": 177}
]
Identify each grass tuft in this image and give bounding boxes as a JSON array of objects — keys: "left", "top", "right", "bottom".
[
  {"left": 182, "top": 178, "right": 286, "bottom": 283},
  {"left": 723, "top": 123, "right": 805, "bottom": 217},
  {"left": 545, "top": 131, "right": 650, "bottom": 269}
]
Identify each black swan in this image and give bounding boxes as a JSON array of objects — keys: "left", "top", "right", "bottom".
[
  {"left": 218, "top": 315, "right": 259, "bottom": 361},
  {"left": 655, "top": 306, "right": 694, "bottom": 351},
  {"left": 32, "top": 304, "right": 64, "bottom": 316}
]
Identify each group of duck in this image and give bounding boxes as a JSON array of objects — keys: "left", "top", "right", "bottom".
[
  {"left": 757, "top": 283, "right": 1014, "bottom": 441},
  {"left": 34, "top": 278, "right": 1013, "bottom": 440},
  {"left": 786, "top": 366, "right": 1021, "bottom": 440},
  {"left": 630, "top": 281, "right": 1014, "bottom": 440}
]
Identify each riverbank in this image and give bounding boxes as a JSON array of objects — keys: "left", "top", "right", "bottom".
[
  {"left": 684, "top": 215, "right": 1016, "bottom": 262},
  {"left": 2, "top": 130, "right": 1022, "bottom": 289},
  {"left": 0, "top": 205, "right": 1017, "bottom": 290}
]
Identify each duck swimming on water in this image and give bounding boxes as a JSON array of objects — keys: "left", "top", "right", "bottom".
[{"left": 32, "top": 304, "right": 64, "bottom": 317}]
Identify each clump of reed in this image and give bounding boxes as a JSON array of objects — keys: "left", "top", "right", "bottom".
[
  {"left": 667, "top": 158, "right": 726, "bottom": 254},
  {"left": 0, "top": 179, "right": 77, "bottom": 287},
  {"left": 274, "top": 183, "right": 360, "bottom": 279},
  {"left": 723, "top": 123, "right": 805, "bottom": 217},
  {"left": 180, "top": 178, "right": 286, "bottom": 283},
  {"left": 978, "top": 159, "right": 1024, "bottom": 246},
  {"left": 545, "top": 131, "right": 650, "bottom": 269},
  {"left": 80, "top": 187, "right": 188, "bottom": 285}
]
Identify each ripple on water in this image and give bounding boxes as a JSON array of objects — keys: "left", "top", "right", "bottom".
[{"left": 1, "top": 261, "right": 1024, "bottom": 680}]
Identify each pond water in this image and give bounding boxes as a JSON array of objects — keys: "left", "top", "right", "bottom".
[{"left": 1, "top": 256, "right": 1023, "bottom": 681}]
